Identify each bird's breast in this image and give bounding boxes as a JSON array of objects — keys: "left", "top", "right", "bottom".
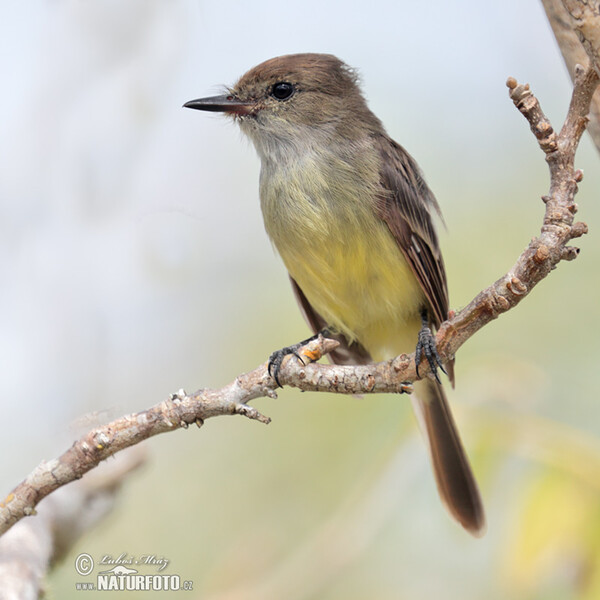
[{"left": 259, "top": 146, "right": 425, "bottom": 358}]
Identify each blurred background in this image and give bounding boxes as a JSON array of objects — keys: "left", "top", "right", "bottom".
[{"left": 1, "top": 1, "right": 600, "bottom": 598}]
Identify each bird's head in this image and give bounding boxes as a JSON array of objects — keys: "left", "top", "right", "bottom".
[{"left": 184, "top": 53, "right": 380, "bottom": 156}]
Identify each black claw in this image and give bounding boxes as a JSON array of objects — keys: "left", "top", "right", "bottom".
[
  {"left": 268, "top": 344, "right": 306, "bottom": 387},
  {"left": 267, "top": 348, "right": 292, "bottom": 387},
  {"left": 415, "top": 318, "right": 446, "bottom": 384},
  {"left": 267, "top": 332, "right": 323, "bottom": 387}
]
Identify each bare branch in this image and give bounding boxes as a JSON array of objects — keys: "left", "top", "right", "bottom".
[
  {"left": 434, "top": 66, "right": 597, "bottom": 362},
  {"left": 0, "top": 450, "right": 145, "bottom": 599},
  {"left": 542, "top": 0, "right": 600, "bottom": 152},
  {"left": 0, "top": 65, "right": 597, "bottom": 542},
  {"left": 0, "top": 336, "right": 338, "bottom": 537}
]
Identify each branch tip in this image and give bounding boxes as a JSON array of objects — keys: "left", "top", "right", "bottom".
[
  {"left": 571, "top": 221, "right": 588, "bottom": 237},
  {"left": 235, "top": 404, "right": 271, "bottom": 424},
  {"left": 561, "top": 246, "right": 581, "bottom": 261}
]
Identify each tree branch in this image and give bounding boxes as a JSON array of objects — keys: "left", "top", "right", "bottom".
[
  {"left": 0, "top": 450, "right": 145, "bottom": 598},
  {"left": 1, "top": 65, "right": 598, "bottom": 541},
  {"left": 434, "top": 64, "right": 597, "bottom": 363},
  {"left": 542, "top": 0, "right": 600, "bottom": 152}
]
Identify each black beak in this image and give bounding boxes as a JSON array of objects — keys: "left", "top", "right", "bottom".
[{"left": 183, "top": 94, "right": 253, "bottom": 115}]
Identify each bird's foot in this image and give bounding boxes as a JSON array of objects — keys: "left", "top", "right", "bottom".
[
  {"left": 268, "top": 331, "right": 327, "bottom": 387},
  {"left": 415, "top": 320, "right": 446, "bottom": 384}
]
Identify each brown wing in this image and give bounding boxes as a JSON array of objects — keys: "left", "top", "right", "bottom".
[
  {"left": 289, "top": 277, "right": 372, "bottom": 366},
  {"left": 373, "top": 133, "right": 449, "bottom": 329}
]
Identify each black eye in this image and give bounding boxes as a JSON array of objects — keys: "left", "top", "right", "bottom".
[{"left": 271, "top": 82, "right": 294, "bottom": 100}]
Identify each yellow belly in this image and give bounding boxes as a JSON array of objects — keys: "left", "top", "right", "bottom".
[{"left": 277, "top": 216, "right": 424, "bottom": 361}]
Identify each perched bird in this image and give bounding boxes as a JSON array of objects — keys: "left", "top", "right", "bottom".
[{"left": 185, "top": 53, "right": 485, "bottom": 536}]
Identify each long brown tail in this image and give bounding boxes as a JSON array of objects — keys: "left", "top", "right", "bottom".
[{"left": 411, "top": 379, "right": 486, "bottom": 537}]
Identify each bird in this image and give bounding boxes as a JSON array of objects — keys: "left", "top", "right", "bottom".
[{"left": 184, "top": 53, "right": 485, "bottom": 536}]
